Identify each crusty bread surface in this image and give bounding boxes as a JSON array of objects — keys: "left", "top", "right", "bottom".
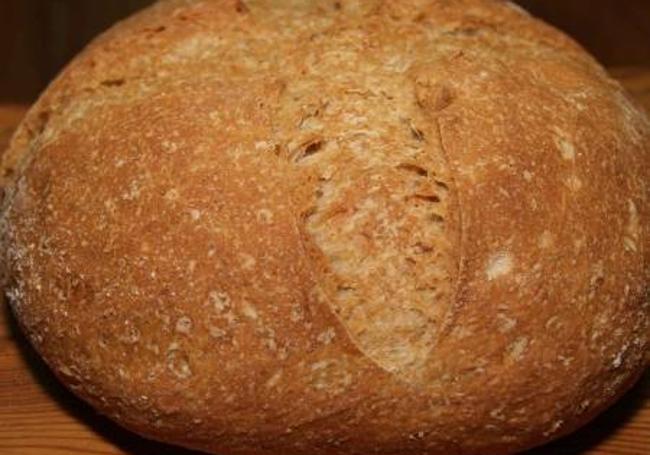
[{"left": 1, "top": 1, "right": 648, "bottom": 454}]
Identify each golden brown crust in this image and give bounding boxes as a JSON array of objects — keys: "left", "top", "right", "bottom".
[{"left": 1, "top": 1, "right": 648, "bottom": 454}]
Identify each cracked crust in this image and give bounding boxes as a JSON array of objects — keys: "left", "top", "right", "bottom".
[{"left": 1, "top": 1, "right": 649, "bottom": 454}]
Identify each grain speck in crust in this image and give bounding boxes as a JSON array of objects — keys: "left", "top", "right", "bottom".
[
  {"left": 0, "top": 1, "right": 648, "bottom": 454},
  {"left": 486, "top": 252, "right": 514, "bottom": 281},
  {"left": 175, "top": 316, "right": 193, "bottom": 335},
  {"left": 553, "top": 131, "right": 577, "bottom": 161}
]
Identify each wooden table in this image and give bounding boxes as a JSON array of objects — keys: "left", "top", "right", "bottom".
[{"left": 1, "top": 69, "right": 649, "bottom": 455}]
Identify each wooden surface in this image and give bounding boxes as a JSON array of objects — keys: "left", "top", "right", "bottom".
[{"left": 0, "top": 69, "right": 649, "bottom": 455}]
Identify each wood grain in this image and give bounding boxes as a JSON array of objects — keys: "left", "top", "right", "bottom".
[{"left": 0, "top": 69, "right": 649, "bottom": 455}]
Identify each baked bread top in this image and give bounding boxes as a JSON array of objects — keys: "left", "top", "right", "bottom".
[{"left": 1, "top": 1, "right": 648, "bottom": 454}]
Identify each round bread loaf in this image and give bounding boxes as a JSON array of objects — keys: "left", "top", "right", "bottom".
[{"left": 1, "top": 1, "right": 649, "bottom": 454}]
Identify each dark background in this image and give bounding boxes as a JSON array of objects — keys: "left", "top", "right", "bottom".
[{"left": 0, "top": 0, "right": 649, "bottom": 104}]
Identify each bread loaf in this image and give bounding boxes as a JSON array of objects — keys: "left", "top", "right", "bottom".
[{"left": 1, "top": 1, "right": 648, "bottom": 454}]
